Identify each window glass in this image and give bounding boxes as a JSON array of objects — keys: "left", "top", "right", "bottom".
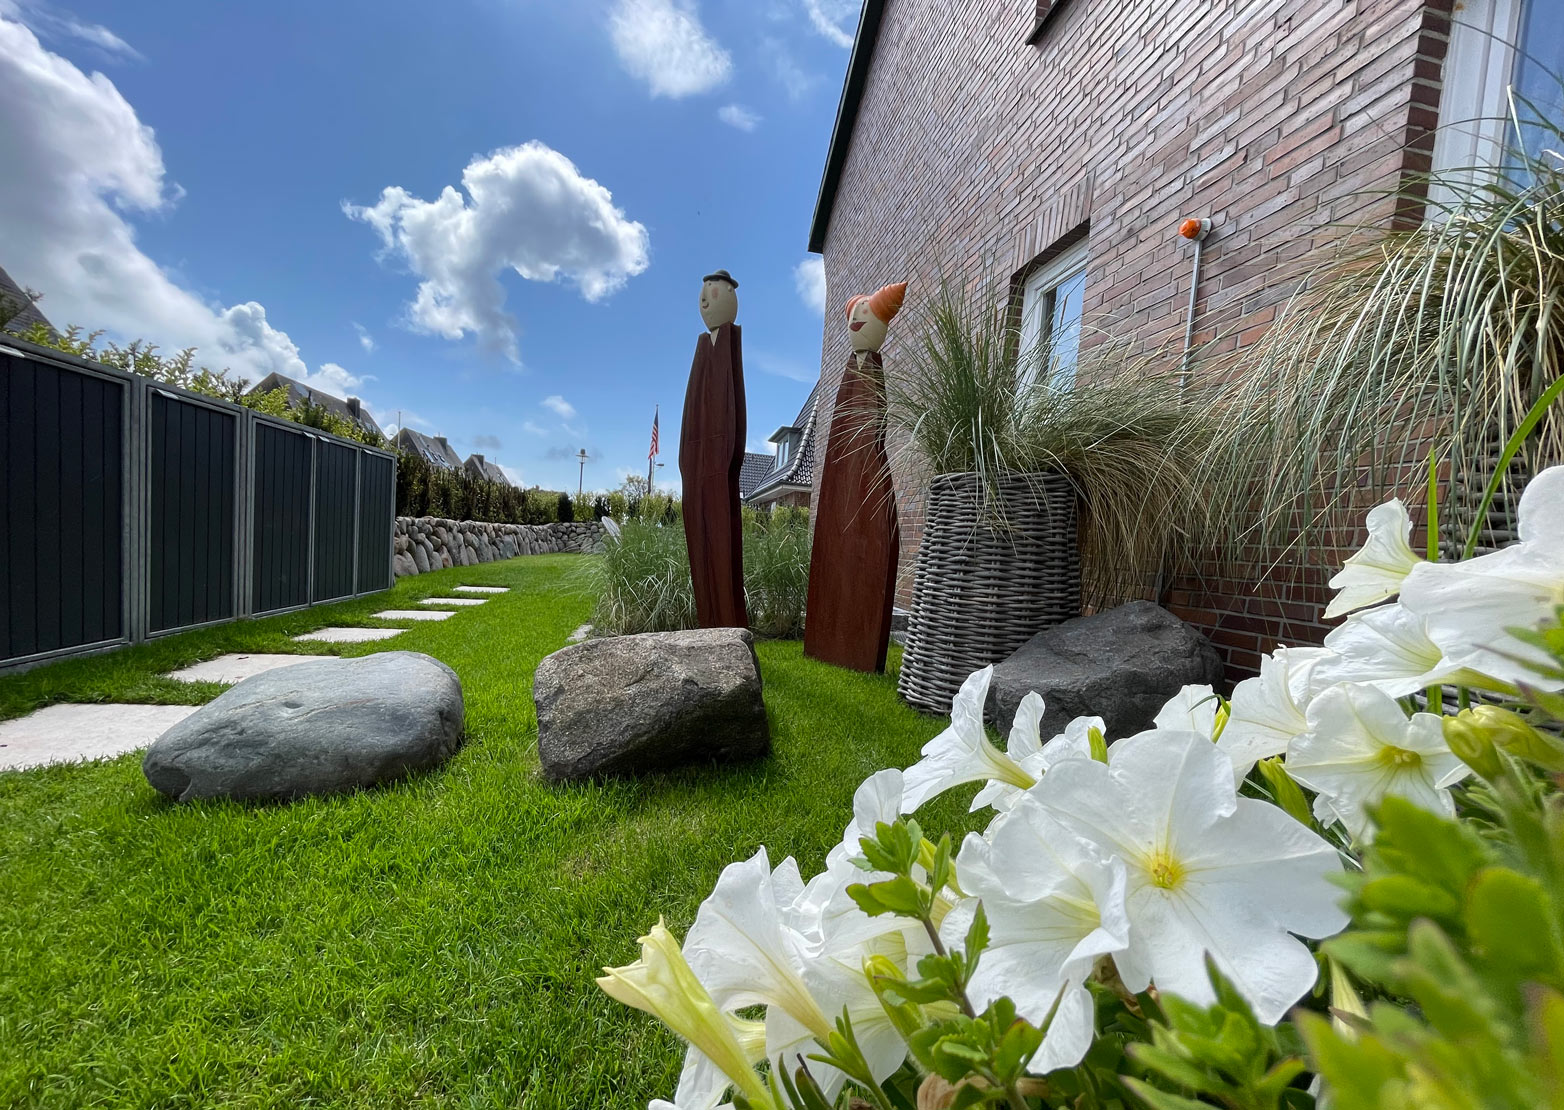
[
  {"left": 1046, "top": 268, "right": 1086, "bottom": 390},
  {"left": 1017, "top": 243, "right": 1088, "bottom": 391},
  {"left": 1511, "top": 0, "right": 1564, "bottom": 161}
]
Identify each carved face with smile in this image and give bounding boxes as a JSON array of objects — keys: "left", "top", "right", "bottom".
[{"left": 844, "top": 281, "right": 908, "bottom": 354}]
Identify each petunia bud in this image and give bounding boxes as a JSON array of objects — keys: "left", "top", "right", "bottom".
[
  {"left": 1441, "top": 711, "right": 1505, "bottom": 779},
  {"left": 1088, "top": 725, "right": 1109, "bottom": 764},
  {"left": 1258, "top": 758, "right": 1316, "bottom": 828},
  {"left": 1469, "top": 705, "right": 1564, "bottom": 771}
]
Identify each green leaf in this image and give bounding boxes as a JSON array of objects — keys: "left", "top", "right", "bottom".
[
  {"left": 1121, "top": 1076, "right": 1221, "bottom": 1110},
  {"left": 1464, "top": 866, "right": 1564, "bottom": 982},
  {"left": 1358, "top": 874, "right": 1462, "bottom": 924}
]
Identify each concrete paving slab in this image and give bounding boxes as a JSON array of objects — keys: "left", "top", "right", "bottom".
[
  {"left": 0, "top": 703, "right": 199, "bottom": 771},
  {"left": 166, "top": 653, "right": 322, "bottom": 685},
  {"left": 419, "top": 597, "right": 487, "bottom": 607},
  {"left": 293, "top": 627, "right": 405, "bottom": 644},
  {"left": 373, "top": 609, "right": 455, "bottom": 621},
  {"left": 453, "top": 585, "right": 509, "bottom": 594}
]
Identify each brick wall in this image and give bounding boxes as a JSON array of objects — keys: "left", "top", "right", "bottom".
[{"left": 813, "top": 0, "right": 1454, "bottom": 679}]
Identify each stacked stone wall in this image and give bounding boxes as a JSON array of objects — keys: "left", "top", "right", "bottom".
[{"left": 393, "top": 517, "right": 605, "bottom": 578}]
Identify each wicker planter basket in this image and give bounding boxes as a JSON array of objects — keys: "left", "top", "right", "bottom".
[{"left": 897, "top": 471, "right": 1081, "bottom": 713}]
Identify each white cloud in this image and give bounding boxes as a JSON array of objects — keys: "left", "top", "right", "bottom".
[
  {"left": 765, "top": 37, "right": 818, "bottom": 101},
  {"left": 749, "top": 438, "right": 778, "bottom": 455},
  {"left": 748, "top": 349, "right": 817, "bottom": 383},
  {"left": 344, "top": 141, "right": 649, "bottom": 363},
  {"left": 354, "top": 322, "right": 375, "bottom": 353},
  {"left": 793, "top": 256, "right": 826, "bottom": 314},
  {"left": 0, "top": 0, "right": 140, "bottom": 59},
  {"left": 499, "top": 463, "right": 525, "bottom": 485},
  {"left": 717, "top": 103, "right": 760, "bottom": 131},
  {"left": 610, "top": 0, "right": 731, "bottom": 98},
  {"left": 542, "top": 394, "right": 577, "bottom": 420},
  {"left": 473, "top": 433, "right": 503, "bottom": 451},
  {"left": 522, "top": 420, "right": 549, "bottom": 436},
  {"left": 801, "top": 0, "right": 855, "bottom": 47},
  {"left": 0, "top": 18, "right": 372, "bottom": 405}
]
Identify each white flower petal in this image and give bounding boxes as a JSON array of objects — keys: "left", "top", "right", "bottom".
[
  {"left": 901, "top": 667, "right": 1033, "bottom": 812},
  {"left": 1311, "top": 603, "right": 1452, "bottom": 698},
  {"left": 1217, "top": 653, "right": 1313, "bottom": 778},
  {"left": 1153, "top": 684, "right": 1221, "bottom": 739},
  {"left": 1008, "top": 691, "right": 1048, "bottom": 761},
  {"left": 1325, "top": 498, "right": 1424, "bottom": 618}
]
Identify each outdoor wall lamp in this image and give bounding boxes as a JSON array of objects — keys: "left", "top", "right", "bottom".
[{"left": 1178, "top": 217, "right": 1213, "bottom": 390}]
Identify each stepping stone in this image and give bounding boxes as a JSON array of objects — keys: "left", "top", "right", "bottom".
[
  {"left": 0, "top": 703, "right": 199, "bottom": 771},
  {"left": 166, "top": 654, "right": 320, "bottom": 685},
  {"left": 373, "top": 609, "right": 455, "bottom": 621},
  {"left": 293, "top": 627, "right": 405, "bottom": 644},
  {"left": 454, "top": 585, "right": 508, "bottom": 594},
  {"left": 419, "top": 597, "right": 486, "bottom": 607},
  {"left": 568, "top": 623, "right": 593, "bottom": 643}
]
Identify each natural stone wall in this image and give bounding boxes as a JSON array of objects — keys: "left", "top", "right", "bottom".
[{"left": 393, "top": 516, "right": 606, "bottom": 578}]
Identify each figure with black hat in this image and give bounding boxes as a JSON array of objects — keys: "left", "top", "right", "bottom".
[{"left": 679, "top": 269, "right": 748, "bottom": 628}]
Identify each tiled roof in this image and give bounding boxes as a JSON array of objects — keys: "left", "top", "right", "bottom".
[
  {"left": 465, "top": 453, "right": 510, "bottom": 485},
  {"left": 748, "top": 381, "right": 820, "bottom": 501},
  {"left": 247, "top": 371, "right": 383, "bottom": 437},
  {"left": 394, "top": 427, "right": 463, "bottom": 469},
  {"left": 0, "top": 263, "right": 54, "bottom": 335},
  {"left": 740, "top": 452, "right": 776, "bottom": 497}
]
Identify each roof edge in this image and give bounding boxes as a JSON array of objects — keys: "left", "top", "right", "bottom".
[{"left": 806, "top": 0, "right": 887, "bottom": 255}]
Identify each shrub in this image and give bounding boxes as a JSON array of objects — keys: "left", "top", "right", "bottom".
[
  {"left": 597, "top": 464, "right": 1564, "bottom": 1110},
  {"left": 586, "top": 520, "right": 695, "bottom": 635},
  {"left": 743, "top": 513, "right": 811, "bottom": 638}
]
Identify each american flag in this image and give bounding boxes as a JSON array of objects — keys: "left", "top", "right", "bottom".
[{"left": 648, "top": 406, "right": 659, "bottom": 459}]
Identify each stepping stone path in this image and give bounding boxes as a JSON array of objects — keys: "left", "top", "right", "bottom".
[
  {"left": 166, "top": 654, "right": 320, "bottom": 685},
  {"left": 453, "top": 585, "right": 508, "bottom": 594},
  {"left": 373, "top": 609, "right": 455, "bottom": 621},
  {"left": 293, "top": 627, "right": 405, "bottom": 644},
  {"left": 419, "top": 597, "right": 487, "bottom": 607},
  {"left": 0, "top": 704, "right": 199, "bottom": 771}
]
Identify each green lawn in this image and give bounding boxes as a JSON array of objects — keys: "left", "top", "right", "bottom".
[{"left": 0, "top": 555, "right": 955, "bottom": 1109}]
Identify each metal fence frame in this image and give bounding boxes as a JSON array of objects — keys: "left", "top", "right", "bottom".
[{"left": 0, "top": 336, "right": 396, "bottom": 672}]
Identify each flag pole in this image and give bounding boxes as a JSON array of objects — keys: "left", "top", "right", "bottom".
[{"left": 647, "top": 404, "right": 657, "bottom": 492}]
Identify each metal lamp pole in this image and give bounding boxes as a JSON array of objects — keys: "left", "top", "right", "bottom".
[{"left": 576, "top": 449, "right": 590, "bottom": 499}]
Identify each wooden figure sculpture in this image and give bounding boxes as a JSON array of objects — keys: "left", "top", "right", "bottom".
[
  {"left": 679, "top": 269, "right": 749, "bottom": 629},
  {"left": 804, "top": 281, "right": 906, "bottom": 672}
]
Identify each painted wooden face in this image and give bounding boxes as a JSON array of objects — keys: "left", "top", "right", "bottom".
[
  {"left": 847, "top": 296, "right": 888, "bottom": 352},
  {"left": 699, "top": 278, "right": 738, "bottom": 330}
]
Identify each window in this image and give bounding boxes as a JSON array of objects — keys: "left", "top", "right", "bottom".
[
  {"left": 775, "top": 436, "right": 790, "bottom": 468},
  {"left": 1432, "top": 0, "right": 1564, "bottom": 192},
  {"left": 1025, "top": 0, "right": 1075, "bottom": 44},
  {"left": 1017, "top": 240, "right": 1089, "bottom": 390}
]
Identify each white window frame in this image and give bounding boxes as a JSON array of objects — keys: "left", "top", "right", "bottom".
[
  {"left": 1430, "top": 0, "right": 1528, "bottom": 203},
  {"left": 1017, "top": 239, "right": 1089, "bottom": 391},
  {"left": 774, "top": 436, "right": 790, "bottom": 468}
]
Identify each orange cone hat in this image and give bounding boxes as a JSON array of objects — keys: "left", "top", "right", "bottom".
[{"left": 867, "top": 282, "right": 907, "bottom": 323}]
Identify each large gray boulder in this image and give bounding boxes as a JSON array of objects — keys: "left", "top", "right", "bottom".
[
  {"left": 986, "top": 601, "right": 1224, "bottom": 739},
  {"left": 534, "top": 628, "right": 770, "bottom": 781},
  {"left": 143, "top": 652, "right": 464, "bottom": 802}
]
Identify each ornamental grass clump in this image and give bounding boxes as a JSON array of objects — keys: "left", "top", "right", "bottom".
[
  {"left": 1195, "top": 107, "right": 1564, "bottom": 562},
  {"left": 743, "top": 508, "right": 811, "bottom": 639},
  {"left": 598, "top": 465, "right": 1564, "bottom": 1110},
  {"left": 882, "top": 281, "right": 1213, "bottom": 607}
]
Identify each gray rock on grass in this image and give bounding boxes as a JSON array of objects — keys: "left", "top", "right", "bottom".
[
  {"left": 986, "top": 601, "right": 1225, "bottom": 740},
  {"left": 534, "top": 628, "right": 769, "bottom": 781},
  {"left": 143, "top": 652, "right": 464, "bottom": 802}
]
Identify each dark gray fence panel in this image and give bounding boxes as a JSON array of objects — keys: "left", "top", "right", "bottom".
[
  {"left": 149, "top": 392, "right": 237, "bottom": 633},
  {"left": 251, "top": 421, "right": 312, "bottom": 615},
  {"left": 312, "top": 440, "right": 357, "bottom": 602},
  {"left": 357, "top": 452, "right": 395, "bottom": 593},
  {"left": 0, "top": 349, "right": 124, "bottom": 661}
]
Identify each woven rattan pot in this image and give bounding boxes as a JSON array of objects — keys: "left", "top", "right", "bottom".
[{"left": 897, "top": 471, "right": 1081, "bottom": 713}]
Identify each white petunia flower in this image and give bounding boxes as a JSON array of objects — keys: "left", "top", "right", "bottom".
[
  {"left": 953, "top": 795, "right": 1129, "bottom": 1073},
  {"left": 1286, "top": 683, "right": 1470, "bottom": 842},
  {"left": 1399, "top": 465, "right": 1564, "bottom": 691},
  {"left": 1034, "top": 731, "right": 1348, "bottom": 1023},
  {"left": 682, "top": 849, "right": 907, "bottom": 1101},
  {"left": 1217, "top": 649, "right": 1323, "bottom": 779},
  {"left": 1307, "top": 602, "right": 1502, "bottom": 699},
  {"left": 900, "top": 666, "right": 1035, "bottom": 813},
  {"left": 1325, "top": 498, "right": 1424, "bottom": 619},
  {"left": 973, "top": 700, "right": 1103, "bottom": 813},
  {"left": 1152, "top": 684, "right": 1222, "bottom": 739}
]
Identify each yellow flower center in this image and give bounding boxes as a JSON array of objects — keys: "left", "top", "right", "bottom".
[
  {"left": 1376, "top": 745, "right": 1423, "bottom": 770},
  {"left": 1147, "top": 849, "right": 1186, "bottom": 890}
]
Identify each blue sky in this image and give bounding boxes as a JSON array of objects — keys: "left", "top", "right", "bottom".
[{"left": 0, "top": 0, "right": 856, "bottom": 491}]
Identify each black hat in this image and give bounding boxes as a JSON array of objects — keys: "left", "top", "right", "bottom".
[{"left": 702, "top": 269, "right": 738, "bottom": 288}]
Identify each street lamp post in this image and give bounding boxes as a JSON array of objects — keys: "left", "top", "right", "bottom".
[{"left": 576, "top": 449, "right": 590, "bottom": 499}]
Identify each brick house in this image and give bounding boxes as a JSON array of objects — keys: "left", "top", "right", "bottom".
[
  {"left": 806, "top": 0, "right": 1558, "bottom": 677},
  {"left": 745, "top": 383, "right": 821, "bottom": 509}
]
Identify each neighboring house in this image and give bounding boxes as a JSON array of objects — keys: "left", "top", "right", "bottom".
[
  {"left": 746, "top": 383, "right": 820, "bottom": 509},
  {"left": 393, "top": 428, "right": 463, "bottom": 470},
  {"left": 247, "top": 371, "right": 382, "bottom": 439},
  {"left": 464, "top": 453, "right": 510, "bottom": 485},
  {"left": 807, "top": 0, "right": 1559, "bottom": 676},
  {"left": 739, "top": 452, "right": 776, "bottom": 501},
  {"left": 0, "top": 263, "right": 53, "bottom": 335}
]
